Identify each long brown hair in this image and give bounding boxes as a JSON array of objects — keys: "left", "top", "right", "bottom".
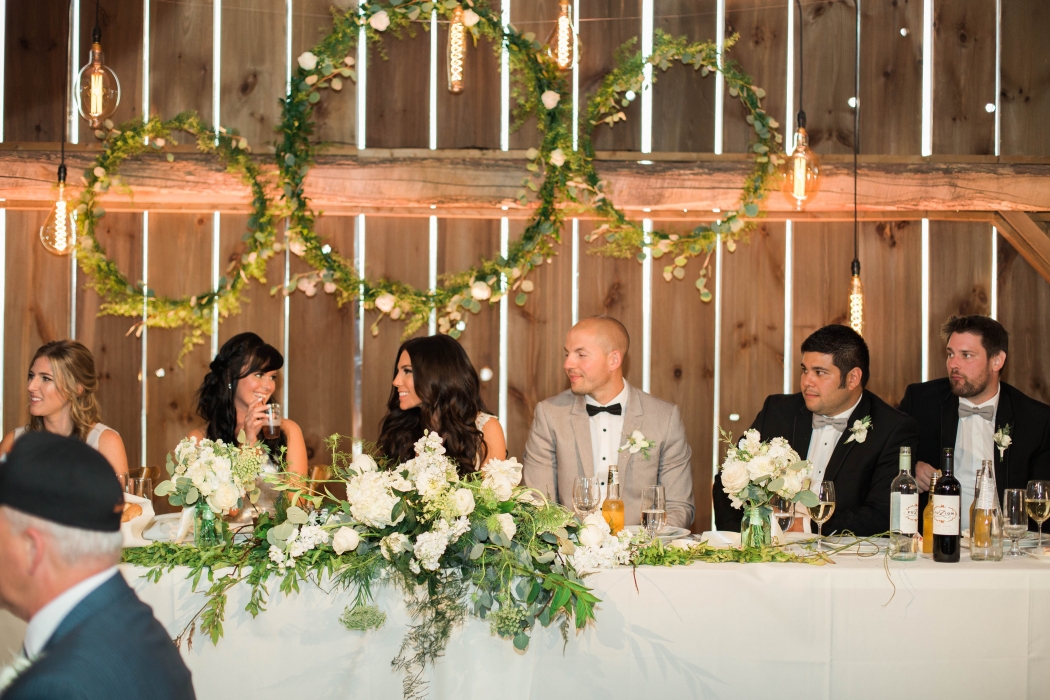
[
  {"left": 378, "top": 335, "right": 489, "bottom": 474},
  {"left": 26, "top": 340, "right": 102, "bottom": 440}
]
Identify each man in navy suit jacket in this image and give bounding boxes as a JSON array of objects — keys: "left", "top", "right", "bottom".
[{"left": 0, "top": 432, "right": 194, "bottom": 700}]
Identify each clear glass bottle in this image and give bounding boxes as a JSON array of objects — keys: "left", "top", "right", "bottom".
[
  {"left": 970, "top": 460, "right": 1003, "bottom": 561},
  {"left": 890, "top": 446, "right": 919, "bottom": 560},
  {"left": 922, "top": 469, "right": 942, "bottom": 554},
  {"left": 969, "top": 465, "right": 985, "bottom": 534},
  {"left": 601, "top": 465, "right": 625, "bottom": 535}
]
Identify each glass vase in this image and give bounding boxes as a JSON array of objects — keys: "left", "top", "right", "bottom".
[
  {"left": 194, "top": 500, "right": 227, "bottom": 548},
  {"left": 740, "top": 504, "right": 772, "bottom": 549}
]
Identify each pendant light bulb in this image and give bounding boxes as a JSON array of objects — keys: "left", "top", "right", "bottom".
[
  {"left": 848, "top": 260, "right": 864, "bottom": 336},
  {"left": 780, "top": 122, "right": 821, "bottom": 210},
  {"left": 77, "top": 28, "right": 121, "bottom": 129},
  {"left": 40, "top": 166, "right": 76, "bottom": 256},
  {"left": 546, "top": 0, "right": 577, "bottom": 71},
  {"left": 447, "top": 6, "right": 466, "bottom": 94}
]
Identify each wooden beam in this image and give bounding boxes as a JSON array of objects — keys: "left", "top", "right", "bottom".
[
  {"left": 3, "top": 148, "right": 1048, "bottom": 215},
  {"left": 994, "top": 211, "right": 1050, "bottom": 285}
]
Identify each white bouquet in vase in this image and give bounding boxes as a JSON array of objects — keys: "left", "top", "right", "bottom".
[
  {"left": 718, "top": 429, "right": 816, "bottom": 547},
  {"left": 155, "top": 436, "right": 268, "bottom": 516}
]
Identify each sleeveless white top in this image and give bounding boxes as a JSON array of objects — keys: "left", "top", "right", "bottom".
[{"left": 13, "top": 422, "right": 115, "bottom": 450}]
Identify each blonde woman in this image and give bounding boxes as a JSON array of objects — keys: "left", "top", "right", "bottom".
[{"left": 0, "top": 340, "right": 129, "bottom": 475}]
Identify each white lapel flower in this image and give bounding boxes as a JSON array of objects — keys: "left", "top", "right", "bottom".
[
  {"left": 845, "top": 415, "right": 872, "bottom": 444},
  {"left": 0, "top": 652, "right": 35, "bottom": 693},
  {"left": 994, "top": 424, "right": 1012, "bottom": 458},
  {"left": 619, "top": 430, "right": 656, "bottom": 460}
]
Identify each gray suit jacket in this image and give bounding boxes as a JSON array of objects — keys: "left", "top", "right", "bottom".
[{"left": 522, "top": 383, "right": 695, "bottom": 529}]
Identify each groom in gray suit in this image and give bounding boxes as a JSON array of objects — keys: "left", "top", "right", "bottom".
[{"left": 523, "top": 316, "right": 695, "bottom": 529}]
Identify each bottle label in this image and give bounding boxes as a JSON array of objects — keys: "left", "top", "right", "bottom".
[
  {"left": 900, "top": 494, "right": 919, "bottom": 534},
  {"left": 976, "top": 474, "right": 996, "bottom": 510},
  {"left": 933, "top": 495, "right": 960, "bottom": 535}
]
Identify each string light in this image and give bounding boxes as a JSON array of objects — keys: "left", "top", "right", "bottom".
[
  {"left": 848, "top": 0, "right": 864, "bottom": 336},
  {"left": 546, "top": 0, "right": 577, "bottom": 71},
  {"left": 77, "top": 0, "right": 121, "bottom": 128},
  {"left": 780, "top": 0, "right": 820, "bottom": 209},
  {"left": 849, "top": 262, "right": 864, "bottom": 335},
  {"left": 447, "top": 6, "right": 466, "bottom": 94}
]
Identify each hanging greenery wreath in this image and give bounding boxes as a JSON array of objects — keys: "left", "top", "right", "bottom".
[{"left": 73, "top": 0, "right": 784, "bottom": 358}]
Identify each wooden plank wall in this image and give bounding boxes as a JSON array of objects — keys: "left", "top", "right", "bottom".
[{"left": 3, "top": 0, "right": 1050, "bottom": 532}]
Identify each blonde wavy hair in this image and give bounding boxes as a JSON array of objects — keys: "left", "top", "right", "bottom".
[{"left": 26, "top": 340, "right": 102, "bottom": 441}]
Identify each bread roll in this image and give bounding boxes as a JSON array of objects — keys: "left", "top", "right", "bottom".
[{"left": 122, "top": 503, "right": 143, "bottom": 522}]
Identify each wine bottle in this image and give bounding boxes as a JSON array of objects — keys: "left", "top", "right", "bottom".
[
  {"left": 921, "top": 469, "right": 941, "bottom": 554},
  {"left": 970, "top": 460, "right": 1003, "bottom": 561},
  {"left": 601, "top": 465, "right": 625, "bottom": 535},
  {"left": 933, "top": 447, "right": 961, "bottom": 562},
  {"left": 890, "top": 446, "right": 919, "bottom": 561}
]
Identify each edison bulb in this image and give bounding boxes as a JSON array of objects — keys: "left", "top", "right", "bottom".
[
  {"left": 546, "top": 1, "right": 577, "bottom": 70},
  {"left": 77, "top": 42, "right": 121, "bottom": 128},
  {"left": 447, "top": 6, "right": 466, "bottom": 94},
  {"left": 780, "top": 127, "right": 822, "bottom": 210},
  {"left": 40, "top": 184, "right": 77, "bottom": 256},
  {"left": 849, "top": 272, "right": 864, "bottom": 336}
]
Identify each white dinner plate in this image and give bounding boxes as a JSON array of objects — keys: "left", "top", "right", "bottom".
[{"left": 625, "top": 525, "right": 691, "bottom": 542}]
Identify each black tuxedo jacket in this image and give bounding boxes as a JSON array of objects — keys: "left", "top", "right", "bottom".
[
  {"left": 713, "top": 390, "right": 919, "bottom": 537},
  {"left": 898, "top": 378, "right": 1050, "bottom": 522}
]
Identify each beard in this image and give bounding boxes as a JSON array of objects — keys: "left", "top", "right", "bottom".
[{"left": 949, "top": 371, "right": 990, "bottom": 399}]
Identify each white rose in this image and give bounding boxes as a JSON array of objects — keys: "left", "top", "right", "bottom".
[
  {"left": 206, "top": 482, "right": 240, "bottom": 513},
  {"left": 453, "top": 488, "right": 475, "bottom": 516},
  {"left": 746, "top": 454, "right": 776, "bottom": 480},
  {"left": 583, "top": 512, "right": 611, "bottom": 534},
  {"left": 721, "top": 460, "right": 751, "bottom": 495},
  {"left": 351, "top": 453, "right": 378, "bottom": 474},
  {"left": 1001, "top": 435, "right": 1012, "bottom": 448},
  {"left": 374, "top": 293, "right": 396, "bottom": 314},
  {"left": 541, "top": 90, "right": 561, "bottom": 110},
  {"left": 496, "top": 513, "right": 517, "bottom": 540},
  {"left": 548, "top": 148, "right": 566, "bottom": 167},
  {"left": 470, "top": 281, "right": 492, "bottom": 301},
  {"left": 297, "top": 51, "right": 318, "bottom": 71},
  {"left": 779, "top": 470, "right": 804, "bottom": 498},
  {"left": 368, "top": 10, "right": 390, "bottom": 31},
  {"left": 461, "top": 8, "right": 480, "bottom": 26},
  {"left": 578, "top": 523, "right": 605, "bottom": 548},
  {"left": 332, "top": 527, "right": 360, "bottom": 555}
]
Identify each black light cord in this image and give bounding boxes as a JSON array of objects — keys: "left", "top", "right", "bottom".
[
  {"left": 59, "top": 0, "right": 73, "bottom": 186},
  {"left": 93, "top": 0, "right": 102, "bottom": 44},
  {"left": 795, "top": 0, "right": 805, "bottom": 130},
  {"left": 852, "top": 0, "right": 860, "bottom": 272}
]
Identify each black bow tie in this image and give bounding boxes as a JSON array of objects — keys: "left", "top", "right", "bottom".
[{"left": 586, "top": 403, "right": 622, "bottom": 417}]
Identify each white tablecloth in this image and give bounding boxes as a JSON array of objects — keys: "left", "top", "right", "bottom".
[{"left": 2, "top": 554, "right": 1048, "bottom": 699}]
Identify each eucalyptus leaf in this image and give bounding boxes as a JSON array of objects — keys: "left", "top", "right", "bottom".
[
  {"left": 154, "top": 480, "right": 175, "bottom": 496},
  {"left": 469, "top": 543, "right": 485, "bottom": 560},
  {"left": 513, "top": 632, "right": 530, "bottom": 651},
  {"left": 186, "top": 486, "right": 200, "bottom": 505},
  {"left": 795, "top": 490, "right": 819, "bottom": 508}
]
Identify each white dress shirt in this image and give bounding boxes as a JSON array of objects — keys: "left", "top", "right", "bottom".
[
  {"left": 23, "top": 566, "right": 119, "bottom": 658},
  {"left": 798, "top": 396, "right": 862, "bottom": 531},
  {"left": 586, "top": 381, "right": 629, "bottom": 503},
  {"left": 955, "top": 385, "right": 1000, "bottom": 531}
]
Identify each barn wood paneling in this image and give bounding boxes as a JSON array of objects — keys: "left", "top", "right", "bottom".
[
  {"left": 799, "top": 0, "right": 855, "bottom": 155},
  {"left": 365, "top": 24, "right": 429, "bottom": 148},
  {"left": 437, "top": 4, "right": 502, "bottom": 150},
  {"left": 294, "top": 0, "right": 357, "bottom": 146},
  {"left": 220, "top": 0, "right": 287, "bottom": 149},
  {"left": 723, "top": 0, "right": 786, "bottom": 155},
  {"left": 652, "top": 0, "right": 717, "bottom": 153},
  {"left": 932, "top": 0, "right": 995, "bottom": 155},
  {"left": 581, "top": 0, "right": 642, "bottom": 152},
  {"left": 149, "top": 0, "right": 213, "bottom": 122},
  {"left": 1000, "top": 0, "right": 1050, "bottom": 157},
  {"left": 4, "top": 1, "right": 66, "bottom": 141}
]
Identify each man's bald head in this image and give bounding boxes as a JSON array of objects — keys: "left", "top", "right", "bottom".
[{"left": 573, "top": 316, "right": 630, "bottom": 357}]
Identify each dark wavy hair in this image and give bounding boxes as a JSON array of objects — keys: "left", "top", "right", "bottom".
[
  {"left": 801, "top": 324, "right": 870, "bottom": 388},
  {"left": 378, "top": 335, "right": 489, "bottom": 475},
  {"left": 196, "top": 332, "right": 286, "bottom": 455}
]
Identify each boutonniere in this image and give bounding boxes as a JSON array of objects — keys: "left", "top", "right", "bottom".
[
  {"left": 619, "top": 430, "right": 656, "bottom": 460},
  {"left": 994, "top": 424, "right": 1012, "bottom": 458},
  {"left": 845, "top": 416, "right": 873, "bottom": 444},
  {"left": 0, "top": 652, "right": 36, "bottom": 693}
]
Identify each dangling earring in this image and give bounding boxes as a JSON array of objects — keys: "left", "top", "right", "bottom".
[{"left": 228, "top": 383, "right": 232, "bottom": 390}]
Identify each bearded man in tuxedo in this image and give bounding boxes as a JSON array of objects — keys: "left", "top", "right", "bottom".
[
  {"left": 714, "top": 324, "right": 918, "bottom": 537},
  {"left": 898, "top": 315, "right": 1050, "bottom": 531}
]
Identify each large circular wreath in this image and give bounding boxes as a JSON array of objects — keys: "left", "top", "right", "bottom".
[{"left": 74, "top": 1, "right": 784, "bottom": 359}]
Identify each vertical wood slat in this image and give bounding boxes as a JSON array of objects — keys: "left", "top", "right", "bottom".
[
  {"left": 149, "top": 0, "right": 213, "bottom": 121},
  {"left": 220, "top": 0, "right": 287, "bottom": 149},
  {"left": 366, "top": 26, "right": 429, "bottom": 148},
  {"left": 862, "top": 0, "right": 922, "bottom": 154},
  {"left": 76, "top": 0, "right": 144, "bottom": 143},
  {"left": 3, "top": 211, "right": 72, "bottom": 434},
  {"left": 799, "top": 0, "right": 855, "bottom": 154},
  {"left": 652, "top": 0, "right": 717, "bottom": 153},
  {"left": 1000, "top": 0, "right": 1050, "bottom": 157},
  {"left": 506, "top": 0, "right": 555, "bottom": 151},
  {"left": 932, "top": 0, "right": 995, "bottom": 155},
  {"left": 437, "top": 2, "right": 502, "bottom": 149},
  {"left": 997, "top": 235, "right": 1050, "bottom": 405},
  {"left": 581, "top": 0, "right": 642, "bottom": 152},
  {"left": 216, "top": 214, "right": 283, "bottom": 346},
  {"left": 4, "top": 0, "right": 67, "bottom": 141},
  {"left": 293, "top": 0, "right": 357, "bottom": 146},
  {"left": 75, "top": 212, "right": 143, "bottom": 467},
  {"left": 437, "top": 218, "right": 501, "bottom": 414},
  {"left": 722, "top": 0, "right": 787, "bottom": 155}
]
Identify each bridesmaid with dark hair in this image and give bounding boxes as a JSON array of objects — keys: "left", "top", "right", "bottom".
[
  {"left": 378, "top": 334, "right": 507, "bottom": 474},
  {"left": 188, "top": 333, "right": 308, "bottom": 515}
]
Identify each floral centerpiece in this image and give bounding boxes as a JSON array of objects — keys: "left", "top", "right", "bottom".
[
  {"left": 155, "top": 435, "right": 268, "bottom": 546},
  {"left": 718, "top": 429, "right": 817, "bottom": 548}
]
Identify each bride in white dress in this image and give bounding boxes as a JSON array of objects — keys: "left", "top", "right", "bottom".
[
  {"left": 187, "top": 333, "right": 309, "bottom": 522},
  {"left": 378, "top": 335, "right": 506, "bottom": 474}
]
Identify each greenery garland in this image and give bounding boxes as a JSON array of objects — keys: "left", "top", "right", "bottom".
[{"left": 74, "top": 0, "right": 783, "bottom": 356}]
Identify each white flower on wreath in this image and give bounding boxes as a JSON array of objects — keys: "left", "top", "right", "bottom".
[
  {"left": 470, "top": 281, "right": 492, "bottom": 301},
  {"left": 297, "top": 51, "right": 318, "bottom": 71},
  {"left": 619, "top": 430, "right": 656, "bottom": 459},
  {"left": 375, "top": 293, "right": 397, "bottom": 314},
  {"left": 994, "top": 424, "right": 1012, "bottom": 459},
  {"left": 548, "top": 148, "right": 566, "bottom": 167},
  {"left": 368, "top": 10, "right": 390, "bottom": 31},
  {"left": 845, "top": 416, "right": 872, "bottom": 444},
  {"left": 0, "top": 653, "right": 34, "bottom": 693},
  {"left": 461, "top": 9, "right": 480, "bottom": 27},
  {"left": 541, "top": 90, "right": 561, "bottom": 110}
]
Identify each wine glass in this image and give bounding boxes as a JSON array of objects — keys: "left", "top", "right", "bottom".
[
  {"left": 572, "top": 477, "right": 601, "bottom": 520},
  {"left": 641, "top": 485, "right": 666, "bottom": 539},
  {"left": 769, "top": 495, "right": 795, "bottom": 537},
  {"left": 1026, "top": 480, "right": 1050, "bottom": 551},
  {"left": 1003, "top": 488, "right": 1028, "bottom": 557},
  {"left": 809, "top": 481, "right": 836, "bottom": 549}
]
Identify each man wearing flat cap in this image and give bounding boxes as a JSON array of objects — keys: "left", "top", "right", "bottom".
[{"left": 0, "top": 432, "right": 194, "bottom": 700}]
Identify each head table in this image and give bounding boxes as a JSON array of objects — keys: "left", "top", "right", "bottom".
[{"left": 1, "top": 553, "right": 1046, "bottom": 699}]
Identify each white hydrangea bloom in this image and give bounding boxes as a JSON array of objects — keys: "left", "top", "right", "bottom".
[
  {"left": 345, "top": 471, "right": 405, "bottom": 528},
  {"left": 481, "top": 457, "right": 523, "bottom": 501}
]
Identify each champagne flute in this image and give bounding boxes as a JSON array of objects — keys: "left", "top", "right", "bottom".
[
  {"left": 1004, "top": 488, "right": 1028, "bottom": 557},
  {"left": 1026, "top": 480, "right": 1050, "bottom": 550},
  {"left": 769, "top": 494, "right": 795, "bottom": 536},
  {"left": 572, "top": 477, "right": 601, "bottom": 520},
  {"left": 809, "top": 481, "right": 836, "bottom": 549},
  {"left": 641, "top": 485, "right": 666, "bottom": 539}
]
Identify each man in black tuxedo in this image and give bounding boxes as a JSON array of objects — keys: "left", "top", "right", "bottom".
[
  {"left": 714, "top": 325, "right": 918, "bottom": 537},
  {"left": 898, "top": 315, "right": 1050, "bottom": 531}
]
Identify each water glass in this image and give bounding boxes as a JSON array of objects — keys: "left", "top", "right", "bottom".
[
  {"left": 769, "top": 494, "right": 795, "bottom": 535},
  {"left": 116, "top": 473, "right": 131, "bottom": 494},
  {"left": 572, "top": 477, "right": 601, "bottom": 519},
  {"left": 133, "top": 477, "right": 153, "bottom": 501},
  {"left": 641, "top": 485, "right": 666, "bottom": 539},
  {"left": 1026, "top": 480, "right": 1050, "bottom": 551},
  {"left": 1004, "top": 488, "right": 1029, "bottom": 557}
]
